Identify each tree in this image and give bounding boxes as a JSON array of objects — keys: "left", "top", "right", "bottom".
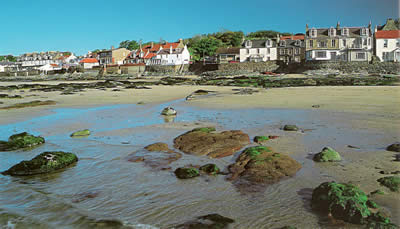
[
  {"left": 119, "top": 40, "right": 140, "bottom": 50},
  {"left": 0, "top": 55, "right": 16, "bottom": 62},
  {"left": 246, "top": 30, "right": 291, "bottom": 39},
  {"left": 214, "top": 31, "right": 244, "bottom": 47},
  {"left": 188, "top": 36, "right": 223, "bottom": 61}
]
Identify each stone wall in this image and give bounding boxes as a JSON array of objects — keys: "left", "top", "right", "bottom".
[
  {"left": 303, "top": 61, "right": 400, "bottom": 74},
  {"left": 200, "top": 61, "right": 280, "bottom": 77},
  {"left": 121, "top": 65, "right": 145, "bottom": 75},
  {"left": 145, "top": 65, "right": 189, "bottom": 73}
]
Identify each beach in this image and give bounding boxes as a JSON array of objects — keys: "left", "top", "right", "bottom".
[{"left": 0, "top": 82, "right": 399, "bottom": 228}]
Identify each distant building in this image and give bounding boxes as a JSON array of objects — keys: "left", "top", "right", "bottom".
[
  {"left": 80, "top": 58, "right": 100, "bottom": 69},
  {"left": 240, "top": 38, "right": 278, "bottom": 62},
  {"left": 305, "top": 22, "right": 373, "bottom": 62},
  {"left": 374, "top": 19, "right": 400, "bottom": 62},
  {"left": 277, "top": 35, "right": 305, "bottom": 63},
  {"left": 98, "top": 47, "right": 130, "bottom": 65},
  {"left": 0, "top": 61, "right": 20, "bottom": 72},
  {"left": 215, "top": 47, "right": 240, "bottom": 63},
  {"left": 128, "top": 39, "right": 190, "bottom": 65}
]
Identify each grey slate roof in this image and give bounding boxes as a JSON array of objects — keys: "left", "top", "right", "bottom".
[
  {"left": 277, "top": 39, "right": 305, "bottom": 48},
  {"left": 242, "top": 39, "right": 277, "bottom": 48},
  {"left": 306, "top": 26, "right": 371, "bottom": 38}
]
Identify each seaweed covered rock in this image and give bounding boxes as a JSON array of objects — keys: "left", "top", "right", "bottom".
[
  {"left": 2, "top": 151, "right": 78, "bottom": 176},
  {"left": 283, "top": 125, "right": 299, "bottom": 131},
  {"left": 161, "top": 107, "right": 177, "bottom": 116},
  {"left": 386, "top": 143, "right": 400, "bottom": 152},
  {"left": 313, "top": 147, "right": 341, "bottom": 162},
  {"left": 199, "top": 164, "right": 220, "bottom": 175},
  {"left": 227, "top": 146, "right": 302, "bottom": 183},
  {"left": 176, "top": 213, "right": 234, "bottom": 229},
  {"left": 254, "top": 136, "right": 269, "bottom": 144},
  {"left": 70, "top": 129, "right": 91, "bottom": 137},
  {"left": 377, "top": 176, "right": 400, "bottom": 192},
  {"left": 311, "top": 181, "right": 396, "bottom": 226},
  {"left": 173, "top": 128, "right": 250, "bottom": 158},
  {"left": 0, "top": 132, "right": 45, "bottom": 151},
  {"left": 174, "top": 167, "right": 200, "bottom": 179}
]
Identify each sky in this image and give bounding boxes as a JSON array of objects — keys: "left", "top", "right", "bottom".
[{"left": 0, "top": 0, "right": 398, "bottom": 56}]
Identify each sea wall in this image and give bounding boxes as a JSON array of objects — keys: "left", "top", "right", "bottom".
[{"left": 199, "top": 61, "right": 280, "bottom": 77}]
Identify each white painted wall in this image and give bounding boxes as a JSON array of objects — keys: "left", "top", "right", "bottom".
[
  {"left": 239, "top": 47, "right": 277, "bottom": 62},
  {"left": 376, "top": 38, "right": 400, "bottom": 62}
]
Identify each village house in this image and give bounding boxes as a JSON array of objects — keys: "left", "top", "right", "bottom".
[
  {"left": 305, "top": 22, "right": 373, "bottom": 62},
  {"left": 215, "top": 47, "right": 240, "bottom": 63},
  {"left": 97, "top": 47, "right": 130, "bottom": 65},
  {"left": 374, "top": 19, "right": 400, "bottom": 62},
  {"left": 128, "top": 39, "right": 190, "bottom": 66},
  {"left": 0, "top": 61, "right": 20, "bottom": 72},
  {"left": 277, "top": 34, "right": 305, "bottom": 63},
  {"left": 79, "top": 58, "right": 100, "bottom": 69},
  {"left": 17, "top": 51, "right": 69, "bottom": 69},
  {"left": 240, "top": 38, "right": 278, "bottom": 62}
]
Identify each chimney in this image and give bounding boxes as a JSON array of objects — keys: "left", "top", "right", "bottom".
[
  {"left": 170, "top": 45, "right": 173, "bottom": 54},
  {"left": 291, "top": 33, "right": 294, "bottom": 40},
  {"left": 336, "top": 21, "right": 340, "bottom": 30},
  {"left": 179, "top": 38, "right": 183, "bottom": 44},
  {"left": 111, "top": 46, "right": 115, "bottom": 50},
  {"left": 151, "top": 42, "right": 154, "bottom": 48},
  {"left": 306, "top": 24, "right": 309, "bottom": 32}
]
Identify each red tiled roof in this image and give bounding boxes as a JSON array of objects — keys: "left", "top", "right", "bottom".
[
  {"left": 136, "top": 42, "right": 181, "bottom": 55},
  {"left": 80, "top": 58, "right": 99, "bottom": 63},
  {"left": 50, "top": 64, "right": 59, "bottom": 67},
  {"left": 143, "top": 53, "right": 157, "bottom": 59},
  {"left": 280, "top": 35, "right": 305, "bottom": 40},
  {"left": 375, "top": 30, "right": 400, "bottom": 39}
]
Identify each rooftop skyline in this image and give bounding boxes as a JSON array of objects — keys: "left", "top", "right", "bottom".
[{"left": 0, "top": 0, "right": 398, "bottom": 56}]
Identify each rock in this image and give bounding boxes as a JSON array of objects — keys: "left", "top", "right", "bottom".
[
  {"left": 176, "top": 214, "right": 234, "bottom": 229},
  {"left": 283, "top": 125, "right": 298, "bottom": 131},
  {"left": 313, "top": 147, "right": 341, "bottom": 162},
  {"left": 386, "top": 143, "right": 400, "bottom": 152},
  {"left": 2, "top": 151, "right": 78, "bottom": 176},
  {"left": 199, "top": 164, "right": 220, "bottom": 175},
  {"left": 70, "top": 129, "right": 91, "bottom": 137},
  {"left": 137, "top": 101, "right": 145, "bottom": 105},
  {"left": 161, "top": 107, "right": 177, "bottom": 116},
  {"left": 227, "top": 146, "right": 302, "bottom": 184},
  {"left": 174, "top": 167, "right": 200, "bottom": 179},
  {"left": 254, "top": 136, "right": 269, "bottom": 143},
  {"left": 129, "top": 143, "right": 182, "bottom": 169},
  {"left": 280, "top": 227, "right": 297, "bottom": 229},
  {"left": 144, "top": 142, "right": 170, "bottom": 152},
  {"left": 268, "top": 135, "right": 279, "bottom": 139},
  {"left": 312, "top": 182, "right": 396, "bottom": 226},
  {"left": 369, "top": 190, "right": 385, "bottom": 196},
  {"left": 377, "top": 176, "right": 400, "bottom": 192},
  {"left": 173, "top": 128, "right": 250, "bottom": 158},
  {"left": 312, "top": 105, "right": 320, "bottom": 108},
  {"left": 90, "top": 219, "right": 124, "bottom": 228},
  {"left": 0, "top": 132, "right": 45, "bottom": 151}
]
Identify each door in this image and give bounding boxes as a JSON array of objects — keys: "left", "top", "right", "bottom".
[{"left": 330, "top": 52, "right": 337, "bottom": 61}]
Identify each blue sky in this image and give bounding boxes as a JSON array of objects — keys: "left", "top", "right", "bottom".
[{"left": 0, "top": 0, "right": 398, "bottom": 56}]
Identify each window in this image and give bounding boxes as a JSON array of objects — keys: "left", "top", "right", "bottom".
[
  {"left": 280, "top": 49, "right": 284, "bottom": 55},
  {"left": 280, "top": 41, "right": 286, "bottom": 47},
  {"left": 342, "top": 28, "right": 349, "bottom": 36},
  {"left": 296, "top": 40, "right": 301, "bottom": 46},
  {"left": 356, "top": 52, "right": 366, "bottom": 60},
  {"left": 267, "top": 48, "right": 270, "bottom": 54},
  {"left": 266, "top": 40, "right": 271, "bottom": 47},
  {"left": 361, "top": 28, "right": 368, "bottom": 36},
  {"left": 329, "top": 27, "right": 336, "bottom": 37},
  {"left": 309, "top": 40, "right": 314, "bottom": 47},
  {"left": 257, "top": 48, "right": 260, "bottom": 54},
  {"left": 331, "top": 40, "right": 336, "bottom": 47},
  {"left": 245, "top": 40, "right": 252, "bottom": 48},
  {"left": 318, "top": 41, "right": 327, "bottom": 48},
  {"left": 397, "top": 39, "right": 400, "bottom": 48},
  {"left": 310, "top": 29, "right": 317, "bottom": 38},
  {"left": 363, "top": 38, "right": 367, "bottom": 46},
  {"left": 295, "top": 48, "right": 299, "bottom": 55},
  {"left": 246, "top": 49, "right": 249, "bottom": 54},
  {"left": 368, "top": 38, "right": 371, "bottom": 46},
  {"left": 343, "top": 39, "right": 347, "bottom": 47},
  {"left": 384, "top": 40, "right": 388, "bottom": 48},
  {"left": 316, "top": 51, "right": 326, "bottom": 58}
]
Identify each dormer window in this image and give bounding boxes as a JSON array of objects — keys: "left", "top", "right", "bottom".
[
  {"left": 295, "top": 40, "right": 301, "bottom": 46},
  {"left": 328, "top": 27, "right": 336, "bottom": 37},
  {"left": 342, "top": 28, "right": 349, "bottom": 36},
  {"left": 245, "top": 40, "right": 252, "bottom": 48},
  {"left": 266, "top": 40, "right": 271, "bottom": 47},
  {"left": 310, "top": 28, "right": 317, "bottom": 38},
  {"left": 280, "top": 40, "right": 286, "bottom": 47},
  {"left": 361, "top": 28, "right": 368, "bottom": 36}
]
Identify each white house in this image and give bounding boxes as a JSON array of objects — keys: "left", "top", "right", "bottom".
[
  {"left": 149, "top": 45, "right": 191, "bottom": 65},
  {"left": 79, "top": 58, "right": 100, "bottom": 69},
  {"left": 375, "top": 30, "right": 400, "bottom": 62},
  {"left": 240, "top": 39, "right": 278, "bottom": 62}
]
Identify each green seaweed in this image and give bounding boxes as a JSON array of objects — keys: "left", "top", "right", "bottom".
[
  {"left": 2, "top": 151, "right": 78, "bottom": 176},
  {"left": 254, "top": 135, "right": 269, "bottom": 143},
  {"left": 199, "top": 164, "right": 220, "bottom": 175},
  {"left": 191, "top": 127, "right": 216, "bottom": 133},
  {"left": 70, "top": 129, "right": 91, "bottom": 137},
  {"left": 174, "top": 167, "right": 200, "bottom": 179},
  {"left": 0, "top": 132, "right": 45, "bottom": 151},
  {"left": 313, "top": 147, "right": 341, "bottom": 162},
  {"left": 243, "top": 146, "right": 272, "bottom": 159},
  {"left": 377, "top": 176, "right": 400, "bottom": 192}
]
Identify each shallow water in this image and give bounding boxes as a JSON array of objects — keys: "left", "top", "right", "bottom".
[{"left": 0, "top": 99, "right": 398, "bottom": 229}]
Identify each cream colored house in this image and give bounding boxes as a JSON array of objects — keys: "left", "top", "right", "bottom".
[
  {"left": 240, "top": 39, "right": 278, "bottom": 62},
  {"left": 375, "top": 30, "right": 400, "bottom": 62},
  {"left": 98, "top": 47, "right": 130, "bottom": 65}
]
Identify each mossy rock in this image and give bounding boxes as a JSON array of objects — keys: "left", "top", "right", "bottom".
[
  {"left": 311, "top": 181, "right": 395, "bottom": 226},
  {"left": 2, "top": 151, "right": 78, "bottom": 176},
  {"left": 176, "top": 213, "right": 234, "bottom": 229},
  {"left": 283, "top": 125, "right": 298, "bottom": 131},
  {"left": 199, "top": 164, "right": 220, "bottom": 175},
  {"left": 313, "top": 147, "right": 341, "bottom": 162},
  {"left": 280, "top": 226, "right": 297, "bottom": 229},
  {"left": 0, "top": 132, "right": 45, "bottom": 151},
  {"left": 174, "top": 167, "right": 200, "bottom": 179},
  {"left": 377, "top": 176, "right": 400, "bottom": 192},
  {"left": 70, "top": 129, "right": 91, "bottom": 137},
  {"left": 254, "top": 136, "right": 269, "bottom": 143},
  {"left": 386, "top": 143, "right": 400, "bottom": 152},
  {"left": 191, "top": 127, "right": 216, "bottom": 133},
  {"left": 161, "top": 107, "right": 177, "bottom": 116}
]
